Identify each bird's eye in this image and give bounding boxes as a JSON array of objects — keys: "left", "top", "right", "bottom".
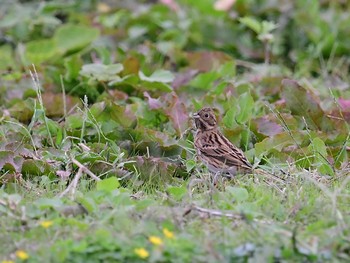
[{"left": 204, "top": 113, "right": 209, "bottom": 118}]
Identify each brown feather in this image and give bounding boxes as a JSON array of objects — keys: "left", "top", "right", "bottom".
[{"left": 193, "top": 108, "right": 252, "bottom": 175}]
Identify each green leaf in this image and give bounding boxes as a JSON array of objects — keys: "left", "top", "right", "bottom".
[
  {"left": 54, "top": 24, "right": 99, "bottom": 53},
  {"left": 76, "top": 196, "right": 97, "bottom": 213},
  {"left": 22, "top": 159, "right": 50, "bottom": 176},
  {"left": 310, "top": 137, "right": 327, "bottom": 157},
  {"left": 140, "top": 81, "right": 173, "bottom": 92},
  {"left": 185, "top": 159, "right": 196, "bottom": 172},
  {"left": 255, "top": 132, "right": 303, "bottom": 157},
  {"left": 226, "top": 186, "right": 249, "bottom": 202},
  {"left": 222, "top": 107, "right": 237, "bottom": 129},
  {"left": 65, "top": 114, "right": 83, "bottom": 130},
  {"left": 0, "top": 45, "right": 17, "bottom": 69},
  {"left": 167, "top": 186, "right": 187, "bottom": 201},
  {"left": 35, "top": 197, "right": 63, "bottom": 209},
  {"left": 189, "top": 71, "right": 221, "bottom": 89},
  {"left": 139, "top": 70, "right": 174, "bottom": 83},
  {"left": 25, "top": 39, "right": 57, "bottom": 64},
  {"left": 308, "top": 137, "right": 334, "bottom": 176},
  {"left": 236, "top": 92, "right": 254, "bottom": 124},
  {"left": 64, "top": 55, "right": 83, "bottom": 81},
  {"left": 96, "top": 177, "right": 120, "bottom": 192},
  {"left": 239, "top": 17, "right": 261, "bottom": 34},
  {"left": 80, "top": 63, "right": 124, "bottom": 82},
  {"left": 218, "top": 61, "right": 236, "bottom": 78},
  {"left": 261, "top": 21, "right": 278, "bottom": 34}
]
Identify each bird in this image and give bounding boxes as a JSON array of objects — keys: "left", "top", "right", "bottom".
[
  {"left": 192, "top": 107, "right": 286, "bottom": 188},
  {"left": 192, "top": 107, "right": 253, "bottom": 177}
]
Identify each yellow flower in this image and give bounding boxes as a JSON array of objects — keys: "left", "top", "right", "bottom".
[
  {"left": 40, "top": 220, "right": 53, "bottom": 228},
  {"left": 149, "top": 236, "right": 163, "bottom": 246},
  {"left": 163, "top": 228, "right": 174, "bottom": 239},
  {"left": 134, "top": 248, "right": 149, "bottom": 259},
  {"left": 2, "top": 260, "right": 14, "bottom": 263},
  {"left": 15, "top": 250, "right": 29, "bottom": 260}
]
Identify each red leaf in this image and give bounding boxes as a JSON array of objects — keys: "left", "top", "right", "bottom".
[
  {"left": 144, "top": 92, "right": 164, "bottom": 110},
  {"left": 163, "top": 92, "right": 188, "bottom": 135},
  {"left": 255, "top": 116, "right": 283, "bottom": 136},
  {"left": 338, "top": 98, "right": 350, "bottom": 111}
]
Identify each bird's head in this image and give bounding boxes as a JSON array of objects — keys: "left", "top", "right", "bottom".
[{"left": 192, "top": 107, "right": 218, "bottom": 131}]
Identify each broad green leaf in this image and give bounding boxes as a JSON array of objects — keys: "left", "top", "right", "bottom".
[
  {"left": 8, "top": 99, "right": 35, "bottom": 122},
  {"left": 236, "top": 92, "right": 254, "bottom": 124},
  {"left": 96, "top": 177, "right": 120, "bottom": 192},
  {"left": 65, "top": 114, "right": 83, "bottom": 130},
  {"left": 310, "top": 137, "right": 327, "bottom": 157},
  {"left": 54, "top": 24, "right": 99, "bottom": 53},
  {"left": 0, "top": 45, "right": 17, "bottom": 69},
  {"left": 308, "top": 137, "right": 334, "bottom": 176},
  {"left": 80, "top": 63, "right": 124, "bottom": 82},
  {"left": 239, "top": 17, "right": 261, "bottom": 34},
  {"left": 64, "top": 55, "right": 83, "bottom": 81},
  {"left": 185, "top": 159, "right": 196, "bottom": 172},
  {"left": 25, "top": 39, "right": 57, "bottom": 64},
  {"left": 22, "top": 159, "right": 51, "bottom": 176},
  {"left": 65, "top": 218, "right": 89, "bottom": 231},
  {"left": 218, "top": 61, "right": 236, "bottom": 78},
  {"left": 56, "top": 127, "right": 64, "bottom": 146},
  {"left": 189, "top": 71, "right": 221, "bottom": 89},
  {"left": 140, "top": 81, "right": 173, "bottom": 92},
  {"left": 213, "top": 82, "right": 228, "bottom": 95},
  {"left": 167, "top": 186, "right": 187, "bottom": 201},
  {"left": 186, "top": 0, "right": 225, "bottom": 17},
  {"left": 35, "top": 197, "right": 63, "bottom": 209},
  {"left": 255, "top": 132, "right": 303, "bottom": 157},
  {"left": 226, "top": 186, "right": 249, "bottom": 202},
  {"left": 76, "top": 196, "right": 97, "bottom": 213},
  {"left": 261, "top": 20, "right": 278, "bottom": 34},
  {"left": 139, "top": 70, "right": 174, "bottom": 83},
  {"left": 222, "top": 107, "right": 237, "bottom": 129}
]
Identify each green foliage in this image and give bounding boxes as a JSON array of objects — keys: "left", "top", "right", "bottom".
[
  {"left": 1, "top": 0, "right": 350, "bottom": 262},
  {"left": 96, "top": 177, "right": 120, "bottom": 192}
]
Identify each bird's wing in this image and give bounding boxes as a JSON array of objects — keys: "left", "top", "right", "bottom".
[{"left": 197, "top": 133, "right": 252, "bottom": 170}]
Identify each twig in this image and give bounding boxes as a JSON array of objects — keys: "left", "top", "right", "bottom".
[
  {"left": 191, "top": 205, "right": 243, "bottom": 219},
  {"left": 72, "top": 158, "right": 101, "bottom": 181},
  {"left": 58, "top": 167, "right": 83, "bottom": 198},
  {"left": 58, "top": 158, "right": 101, "bottom": 198}
]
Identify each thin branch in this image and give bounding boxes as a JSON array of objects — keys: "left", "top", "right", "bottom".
[
  {"left": 72, "top": 158, "right": 101, "bottom": 181},
  {"left": 58, "top": 158, "right": 101, "bottom": 198},
  {"left": 191, "top": 205, "right": 243, "bottom": 219},
  {"left": 58, "top": 167, "right": 83, "bottom": 198}
]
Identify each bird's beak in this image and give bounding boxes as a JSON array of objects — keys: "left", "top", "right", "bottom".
[{"left": 192, "top": 113, "right": 200, "bottom": 119}]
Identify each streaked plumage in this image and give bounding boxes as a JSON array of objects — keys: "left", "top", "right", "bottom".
[{"left": 193, "top": 108, "right": 252, "bottom": 176}]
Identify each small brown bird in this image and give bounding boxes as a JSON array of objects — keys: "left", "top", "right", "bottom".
[{"left": 193, "top": 107, "right": 253, "bottom": 177}]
